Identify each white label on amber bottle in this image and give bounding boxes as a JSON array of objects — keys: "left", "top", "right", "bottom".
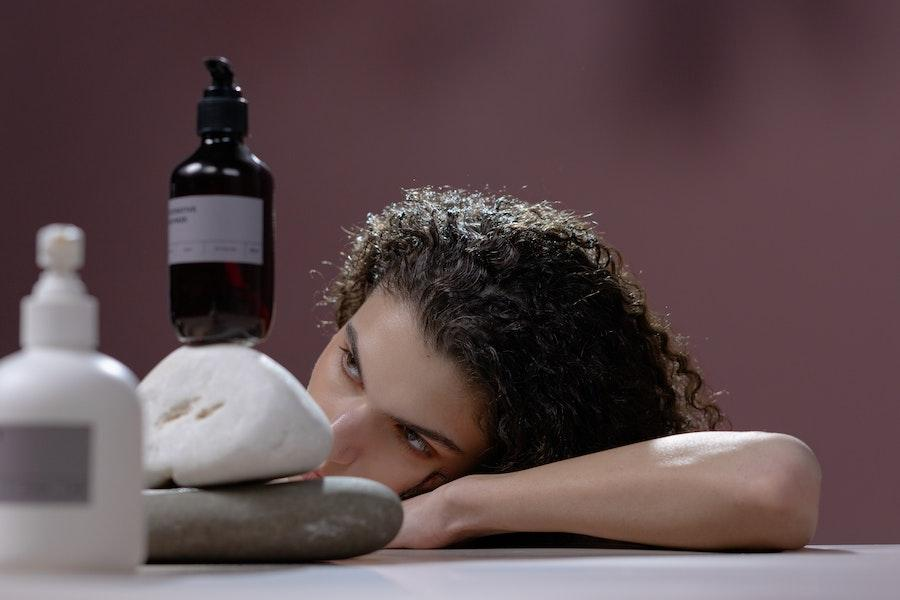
[
  {"left": 168, "top": 195, "right": 263, "bottom": 266},
  {"left": 0, "top": 425, "right": 91, "bottom": 503}
]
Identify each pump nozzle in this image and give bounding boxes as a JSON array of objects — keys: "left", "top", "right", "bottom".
[
  {"left": 21, "top": 224, "right": 98, "bottom": 349},
  {"left": 37, "top": 224, "right": 84, "bottom": 273},
  {"left": 197, "top": 56, "right": 248, "bottom": 136},
  {"left": 204, "top": 57, "right": 235, "bottom": 88}
]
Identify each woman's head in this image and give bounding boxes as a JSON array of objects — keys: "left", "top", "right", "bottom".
[{"left": 308, "top": 187, "right": 727, "bottom": 497}]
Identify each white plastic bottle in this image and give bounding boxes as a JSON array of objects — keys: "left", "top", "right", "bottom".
[{"left": 0, "top": 224, "right": 145, "bottom": 571}]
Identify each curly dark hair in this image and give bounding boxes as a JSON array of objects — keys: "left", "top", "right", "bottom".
[{"left": 323, "top": 187, "right": 728, "bottom": 474}]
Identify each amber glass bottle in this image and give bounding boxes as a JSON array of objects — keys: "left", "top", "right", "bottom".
[{"left": 169, "top": 57, "right": 274, "bottom": 345}]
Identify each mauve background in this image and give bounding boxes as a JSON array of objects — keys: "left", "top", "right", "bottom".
[{"left": 1, "top": 1, "right": 897, "bottom": 544}]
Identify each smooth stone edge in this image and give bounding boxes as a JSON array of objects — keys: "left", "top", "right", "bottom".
[{"left": 144, "top": 477, "right": 403, "bottom": 563}]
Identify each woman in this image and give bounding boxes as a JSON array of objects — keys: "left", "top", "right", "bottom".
[{"left": 304, "top": 186, "right": 821, "bottom": 550}]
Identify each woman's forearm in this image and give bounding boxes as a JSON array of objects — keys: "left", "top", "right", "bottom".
[{"left": 447, "top": 431, "right": 821, "bottom": 550}]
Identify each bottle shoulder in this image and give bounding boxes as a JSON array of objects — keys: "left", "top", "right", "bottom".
[
  {"left": 248, "top": 151, "right": 272, "bottom": 172},
  {"left": 171, "top": 142, "right": 273, "bottom": 197},
  {"left": 0, "top": 349, "right": 139, "bottom": 406},
  {"left": 173, "top": 141, "right": 269, "bottom": 170}
]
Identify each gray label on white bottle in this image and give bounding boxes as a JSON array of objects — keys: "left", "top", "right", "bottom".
[
  {"left": 168, "top": 194, "right": 264, "bottom": 266},
  {"left": 0, "top": 425, "right": 90, "bottom": 503}
]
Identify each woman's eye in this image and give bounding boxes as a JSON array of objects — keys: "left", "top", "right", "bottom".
[
  {"left": 400, "top": 425, "right": 432, "bottom": 456},
  {"left": 339, "top": 346, "right": 361, "bottom": 382}
]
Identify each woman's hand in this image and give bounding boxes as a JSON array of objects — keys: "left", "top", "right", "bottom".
[
  {"left": 386, "top": 475, "right": 498, "bottom": 549},
  {"left": 386, "top": 487, "right": 458, "bottom": 549}
]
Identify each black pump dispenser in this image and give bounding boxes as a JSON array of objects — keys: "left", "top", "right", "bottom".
[
  {"left": 169, "top": 56, "right": 275, "bottom": 345},
  {"left": 197, "top": 57, "right": 248, "bottom": 136}
]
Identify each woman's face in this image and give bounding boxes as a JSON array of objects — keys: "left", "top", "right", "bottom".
[{"left": 306, "top": 287, "right": 490, "bottom": 498}]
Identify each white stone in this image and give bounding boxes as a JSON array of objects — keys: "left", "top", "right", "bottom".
[{"left": 138, "top": 345, "right": 333, "bottom": 488}]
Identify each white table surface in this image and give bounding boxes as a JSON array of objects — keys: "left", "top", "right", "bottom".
[{"left": 1, "top": 545, "right": 897, "bottom": 600}]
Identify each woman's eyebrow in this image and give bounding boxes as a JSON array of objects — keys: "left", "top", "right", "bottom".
[{"left": 346, "top": 321, "right": 364, "bottom": 381}]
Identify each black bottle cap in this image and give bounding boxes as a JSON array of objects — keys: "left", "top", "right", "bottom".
[{"left": 197, "top": 57, "right": 248, "bottom": 136}]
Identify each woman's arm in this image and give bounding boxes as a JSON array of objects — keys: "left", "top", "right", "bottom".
[{"left": 388, "top": 431, "right": 821, "bottom": 550}]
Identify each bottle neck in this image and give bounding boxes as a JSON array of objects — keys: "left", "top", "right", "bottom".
[
  {"left": 21, "top": 271, "right": 98, "bottom": 350},
  {"left": 201, "top": 133, "right": 245, "bottom": 145}
]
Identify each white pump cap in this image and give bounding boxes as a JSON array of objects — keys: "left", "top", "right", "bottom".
[{"left": 21, "top": 224, "right": 99, "bottom": 349}]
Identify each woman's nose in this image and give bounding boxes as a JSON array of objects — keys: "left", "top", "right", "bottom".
[{"left": 327, "top": 403, "right": 368, "bottom": 466}]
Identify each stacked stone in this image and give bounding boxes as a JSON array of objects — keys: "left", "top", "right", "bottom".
[{"left": 139, "top": 345, "right": 402, "bottom": 562}]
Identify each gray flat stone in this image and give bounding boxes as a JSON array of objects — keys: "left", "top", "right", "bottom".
[{"left": 144, "top": 477, "right": 403, "bottom": 563}]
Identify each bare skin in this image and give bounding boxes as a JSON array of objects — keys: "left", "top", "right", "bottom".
[
  {"left": 305, "top": 287, "right": 822, "bottom": 550},
  {"left": 307, "top": 287, "right": 490, "bottom": 499}
]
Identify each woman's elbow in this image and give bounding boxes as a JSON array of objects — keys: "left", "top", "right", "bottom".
[{"left": 753, "top": 433, "right": 822, "bottom": 550}]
